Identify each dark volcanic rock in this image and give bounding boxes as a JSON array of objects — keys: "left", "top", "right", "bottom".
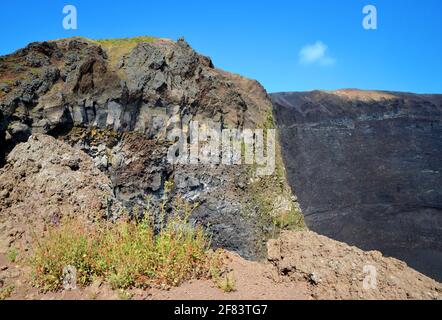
[
  {"left": 0, "top": 37, "right": 295, "bottom": 260},
  {"left": 272, "top": 89, "right": 442, "bottom": 281}
]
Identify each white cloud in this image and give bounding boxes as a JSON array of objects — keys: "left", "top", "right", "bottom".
[{"left": 299, "top": 41, "right": 336, "bottom": 66}]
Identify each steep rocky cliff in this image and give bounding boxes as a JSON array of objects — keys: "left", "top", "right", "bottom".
[
  {"left": 0, "top": 38, "right": 441, "bottom": 299},
  {"left": 0, "top": 37, "right": 302, "bottom": 259},
  {"left": 272, "top": 89, "right": 442, "bottom": 281}
]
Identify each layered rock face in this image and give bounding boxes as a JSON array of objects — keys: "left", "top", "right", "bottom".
[
  {"left": 0, "top": 37, "right": 299, "bottom": 259},
  {"left": 272, "top": 90, "right": 442, "bottom": 281},
  {"left": 0, "top": 37, "right": 266, "bottom": 142}
]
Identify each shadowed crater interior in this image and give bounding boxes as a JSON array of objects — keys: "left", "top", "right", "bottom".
[{"left": 271, "top": 90, "right": 442, "bottom": 281}]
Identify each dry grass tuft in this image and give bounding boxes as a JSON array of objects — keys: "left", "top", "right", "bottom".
[
  {"left": 30, "top": 199, "right": 216, "bottom": 292},
  {"left": 95, "top": 36, "right": 156, "bottom": 69}
]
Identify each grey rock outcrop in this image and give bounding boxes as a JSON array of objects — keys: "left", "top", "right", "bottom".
[{"left": 0, "top": 37, "right": 297, "bottom": 259}]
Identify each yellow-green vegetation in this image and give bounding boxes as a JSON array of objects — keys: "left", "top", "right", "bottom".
[
  {"left": 64, "top": 127, "right": 121, "bottom": 150},
  {"left": 0, "top": 79, "right": 14, "bottom": 86},
  {"left": 88, "top": 291, "right": 99, "bottom": 300},
  {"left": 30, "top": 201, "right": 213, "bottom": 292},
  {"left": 117, "top": 289, "right": 134, "bottom": 300},
  {"left": 208, "top": 250, "right": 236, "bottom": 293},
  {"left": 250, "top": 174, "right": 305, "bottom": 232},
  {"left": 0, "top": 285, "right": 14, "bottom": 300},
  {"left": 7, "top": 248, "right": 18, "bottom": 263},
  {"left": 217, "top": 273, "right": 236, "bottom": 293},
  {"left": 95, "top": 36, "right": 156, "bottom": 69},
  {"left": 88, "top": 127, "right": 120, "bottom": 147},
  {"left": 263, "top": 107, "right": 276, "bottom": 130},
  {"left": 271, "top": 208, "right": 305, "bottom": 229},
  {"left": 248, "top": 107, "right": 305, "bottom": 231}
]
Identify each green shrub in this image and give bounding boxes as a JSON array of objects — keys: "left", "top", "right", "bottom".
[
  {"left": 30, "top": 200, "right": 211, "bottom": 291},
  {"left": 7, "top": 248, "right": 18, "bottom": 263},
  {"left": 218, "top": 273, "right": 236, "bottom": 293},
  {"left": 208, "top": 249, "right": 236, "bottom": 293}
]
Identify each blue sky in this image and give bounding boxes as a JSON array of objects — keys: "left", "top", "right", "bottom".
[{"left": 1, "top": 0, "right": 441, "bottom": 93}]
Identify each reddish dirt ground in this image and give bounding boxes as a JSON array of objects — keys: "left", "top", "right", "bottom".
[
  {"left": 1, "top": 231, "right": 441, "bottom": 300},
  {"left": 0, "top": 252, "right": 310, "bottom": 300}
]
